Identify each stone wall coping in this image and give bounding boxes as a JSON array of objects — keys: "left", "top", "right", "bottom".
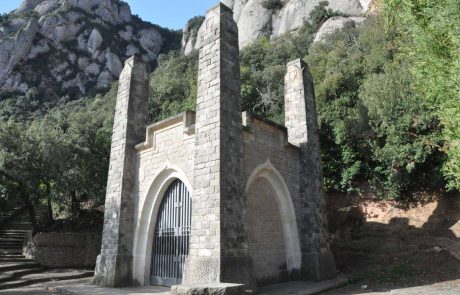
[
  {"left": 135, "top": 111, "right": 196, "bottom": 152},
  {"left": 243, "top": 111, "right": 299, "bottom": 150},
  {"left": 135, "top": 110, "right": 299, "bottom": 152}
]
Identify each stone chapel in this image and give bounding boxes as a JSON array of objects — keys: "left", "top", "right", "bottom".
[{"left": 93, "top": 2, "right": 336, "bottom": 293}]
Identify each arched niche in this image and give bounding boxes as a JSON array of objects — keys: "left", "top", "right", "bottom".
[
  {"left": 132, "top": 164, "right": 192, "bottom": 285},
  {"left": 246, "top": 159, "right": 302, "bottom": 280}
]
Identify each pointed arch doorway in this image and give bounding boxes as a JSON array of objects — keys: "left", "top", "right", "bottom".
[{"left": 150, "top": 179, "right": 192, "bottom": 286}]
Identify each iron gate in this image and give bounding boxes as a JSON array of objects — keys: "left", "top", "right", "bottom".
[{"left": 150, "top": 179, "right": 191, "bottom": 286}]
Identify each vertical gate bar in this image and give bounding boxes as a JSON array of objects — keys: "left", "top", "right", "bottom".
[
  {"left": 158, "top": 203, "right": 161, "bottom": 279},
  {"left": 167, "top": 183, "right": 170, "bottom": 278},
  {"left": 178, "top": 180, "right": 181, "bottom": 279},
  {"left": 171, "top": 181, "right": 175, "bottom": 278},
  {"left": 164, "top": 193, "right": 167, "bottom": 279},
  {"left": 175, "top": 180, "right": 178, "bottom": 278},
  {"left": 175, "top": 181, "right": 178, "bottom": 279},
  {"left": 180, "top": 182, "right": 183, "bottom": 279},
  {"left": 170, "top": 181, "right": 173, "bottom": 279},
  {"left": 163, "top": 188, "right": 167, "bottom": 278},
  {"left": 167, "top": 183, "right": 171, "bottom": 279},
  {"left": 162, "top": 197, "right": 165, "bottom": 279},
  {"left": 182, "top": 182, "right": 184, "bottom": 279},
  {"left": 182, "top": 181, "right": 185, "bottom": 278}
]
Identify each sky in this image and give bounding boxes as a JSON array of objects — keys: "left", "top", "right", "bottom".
[{"left": 0, "top": 0, "right": 218, "bottom": 29}]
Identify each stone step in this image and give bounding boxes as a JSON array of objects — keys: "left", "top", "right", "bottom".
[
  {"left": 1, "top": 228, "right": 32, "bottom": 231},
  {"left": 0, "top": 240, "right": 23, "bottom": 244},
  {"left": 0, "top": 237, "right": 25, "bottom": 242},
  {"left": 0, "top": 269, "right": 94, "bottom": 290},
  {"left": 0, "top": 237, "right": 23, "bottom": 241},
  {"left": 0, "top": 249, "right": 22, "bottom": 255},
  {"left": 0, "top": 233, "right": 27, "bottom": 237},
  {"left": 0, "top": 242, "right": 23, "bottom": 246},
  {"left": 0, "top": 257, "right": 34, "bottom": 263},
  {"left": 0, "top": 261, "right": 40, "bottom": 272},
  {"left": 0, "top": 254, "right": 24, "bottom": 259},
  {"left": 0, "top": 239, "right": 23, "bottom": 243},
  {"left": 2, "top": 224, "right": 32, "bottom": 227},
  {"left": 0, "top": 266, "right": 47, "bottom": 284},
  {"left": 0, "top": 245, "right": 23, "bottom": 250}
]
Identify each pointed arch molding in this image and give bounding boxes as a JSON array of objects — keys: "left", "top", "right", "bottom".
[
  {"left": 246, "top": 159, "right": 302, "bottom": 271},
  {"left": 133, "top": 163, "right": 192, "bottom": 285}
]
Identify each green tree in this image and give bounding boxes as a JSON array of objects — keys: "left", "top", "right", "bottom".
[
  {"left": 149, "top": 51, "right": 199, "bottom": 121},
  {"left": 385, "top": 0, "right": 460, "bottom": 190},
  {"left": 0, "top": 85, "right": 115, "bottom": 225},
  {"left": 0, "top": 121, "right": 46, "bottom": 230}
]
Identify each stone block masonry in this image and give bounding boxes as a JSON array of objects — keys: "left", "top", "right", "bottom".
[
  {"left": 284, "top": 59, "right": 337, "bottom": 280},
  {"left": 94, "top": 55, "right": 149, "bottom": 287},
  {"left": 182, "top": 2, "right": 255, "bottom": 288},
  {"left": 93, "top": 2, "right": 336, "bottom": 292}
]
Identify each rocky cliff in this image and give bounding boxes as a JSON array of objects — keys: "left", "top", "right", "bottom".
[
  {"left": 0, "top": 0, "right": 180, "bottom": 99},
  {"left": 182, "top": 0, "right": 376, "bottom": 54}
]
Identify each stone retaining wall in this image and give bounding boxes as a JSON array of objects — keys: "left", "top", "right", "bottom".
[{"left": 23, "top": 232, "right": 101, "bottom": 268}]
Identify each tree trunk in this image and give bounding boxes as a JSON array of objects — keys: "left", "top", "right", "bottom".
[
  {"left": 46, "top": 181, "right": 53, "bottom": 225},
  {"left": 25, "top": 198, "right": 38, "bottom": 233},
  {"left": 70, "top": 190, "right": 80, "bottom": 218}
]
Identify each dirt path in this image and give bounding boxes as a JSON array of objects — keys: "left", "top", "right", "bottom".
[
  {"left": 323, "top": 280, "right": 460, "bottom": 295},
  {"left": 322, "top": 249, "right": 460, "bottom": 295}
]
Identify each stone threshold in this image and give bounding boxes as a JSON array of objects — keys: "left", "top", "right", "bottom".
[{"left": 52, "top": 277, "right": 347, "bottom": 295}]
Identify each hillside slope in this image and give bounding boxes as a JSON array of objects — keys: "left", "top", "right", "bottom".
[{"left": 0, "top": 0, "right": 180, "bottom": 100}]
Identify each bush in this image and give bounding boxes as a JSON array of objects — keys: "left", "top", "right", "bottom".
[
  {"left": 385, "top": 0, "right": 460, "bottom": 191},
  {"left": 149, "top": 51, "right": 199, "bottom": 121},
  {"left": 261, "top": 0, "right": 283, "bottom": 11}
]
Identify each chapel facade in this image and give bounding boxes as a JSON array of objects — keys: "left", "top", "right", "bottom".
[{"left": 93, "top": 2, "right": 336, "bottom": 292}]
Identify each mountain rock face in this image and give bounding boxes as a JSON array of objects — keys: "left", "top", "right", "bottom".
[
  {"left": 313, "top": 16, "right": 366, "bottom": 43},
  {"left": 182, "top": 0, "right": 375, "bottom": 54},
  {"left": 0, "top": 0, "right": 179, "bottom": 99}
]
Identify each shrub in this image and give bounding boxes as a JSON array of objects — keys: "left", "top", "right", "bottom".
[{"left": 261, "top": 0, "right": 283, "bottom": 11}]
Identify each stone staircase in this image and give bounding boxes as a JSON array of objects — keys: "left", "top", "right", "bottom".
[{"left": 0, "top": 208, "right": 93, "bottom": 290}]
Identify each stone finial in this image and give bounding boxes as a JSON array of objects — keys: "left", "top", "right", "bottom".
[
  {"left": 183, "top": 2, "right": 255, "bottom": 289},
  {"left": 284, "top": 58, "right": 319, "bottom": 147},
  {"left": 93, "top": 55, "right": 149, "bottom": 287}
]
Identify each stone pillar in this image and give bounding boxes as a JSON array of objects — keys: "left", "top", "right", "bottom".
[
  {"left": 94, "top": 56, "right": 149, "bottom": 287},
  {"left": 284, "top": 59, "right": 337, "bottom": 281},
  {"left": 183, "top": 2, "right": 255, "bottom": 289}
]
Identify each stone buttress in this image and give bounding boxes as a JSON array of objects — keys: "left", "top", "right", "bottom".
[
  {"left": 284, "top": 59, "right": 337, "bottom": 280},
  {"left": 182, "top": 2, "right": 255, "bottom": 288},
  {"left": 94, "top": 56, "right": 149, "bottom": 287}
]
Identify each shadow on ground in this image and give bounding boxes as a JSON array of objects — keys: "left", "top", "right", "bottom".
[{"left": 326, "top": 192, "right": 460, "bottom": 294}]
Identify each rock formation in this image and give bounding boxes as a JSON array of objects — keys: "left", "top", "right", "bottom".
[
  {"left": 182, "top": 0, "right": 376, "bottom": 53},
  {"left": 313, "top": 16, "right": 366, "bottom": 43},
  {"left": 0, "top": 0, "right": 179, "bottom": 99}
]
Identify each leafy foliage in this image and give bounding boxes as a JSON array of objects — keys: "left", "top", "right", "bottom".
[
  {"left": 261, "top": 0, "right": 283, "bottom": 11},
  {"left": 149, "top": 51, "right": 198, "bottom": 121},
  {"left": 0, "top": 85, "right": 115, "bottom": 222},
  {"left": 309, "top": 1, "right": 345, "bottom": 30},
  {"left": 240, "top": 2, "right": 332, "bottom": 123},
  {"left": 384, "top": 0, "right": 460, "bottom": 190},
  {"left": 307, "top": 16, "right": 444, "bottom": 196}
]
